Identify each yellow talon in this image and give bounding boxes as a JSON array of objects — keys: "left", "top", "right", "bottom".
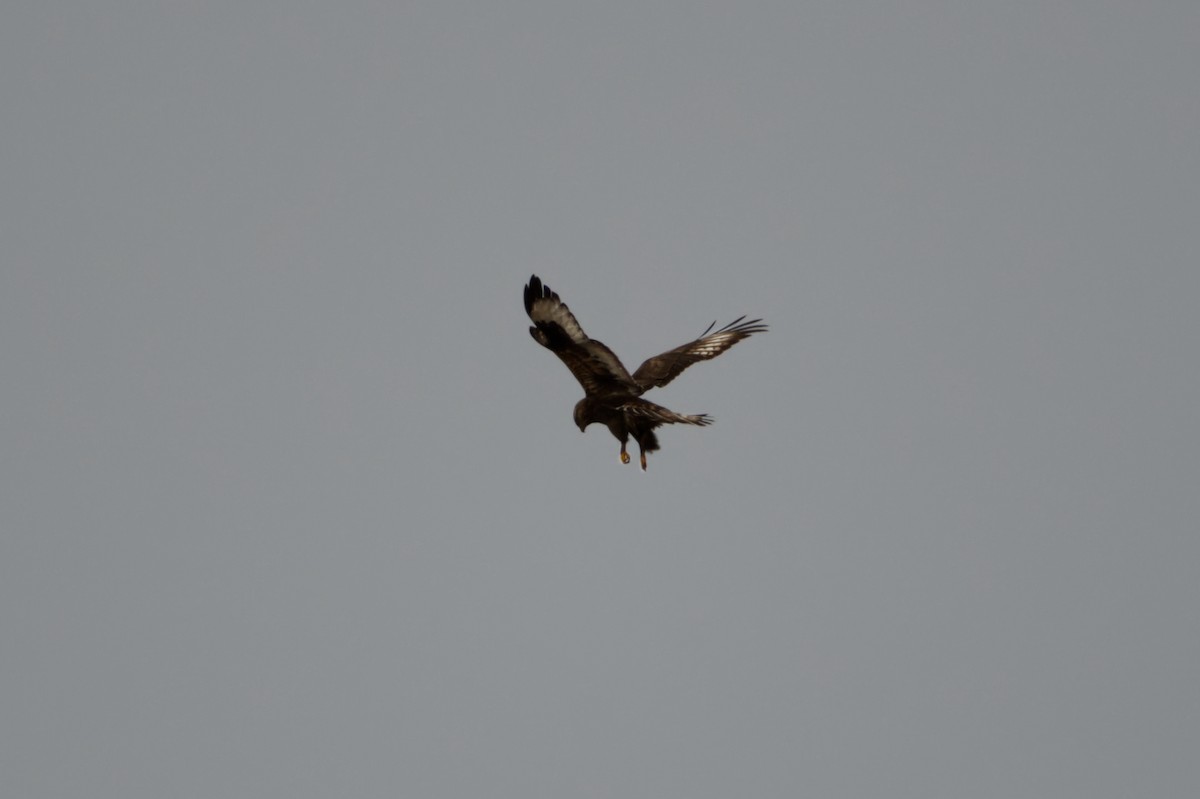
[{"left": 620, "top": 450, "right": 630, "bottom": 464}]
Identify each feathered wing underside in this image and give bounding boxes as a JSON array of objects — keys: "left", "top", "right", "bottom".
[
  {"left": 631, "top": 316, "right": 769, "bottom": 390},
  {"left": 523, "top": 275, "right": 589, "bottom": 345},
  {"left": 524, "top": 275, "right": 639, "bottom": 396}
]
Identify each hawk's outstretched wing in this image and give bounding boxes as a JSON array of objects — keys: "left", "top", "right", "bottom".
[
  {"left": 631, "top": 316, "right": 769, "bottom": 391},
  {"left": 524, "top": 275, "right": 640, "bottom": 397}
]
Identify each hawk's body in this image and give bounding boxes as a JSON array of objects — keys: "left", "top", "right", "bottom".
[{"left": 524, "top": 275, "right": 766, "bottom": 470}]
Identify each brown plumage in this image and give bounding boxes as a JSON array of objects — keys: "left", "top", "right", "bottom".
[{"left": 524, "top": 274, "right": 767, "bottom": 470}]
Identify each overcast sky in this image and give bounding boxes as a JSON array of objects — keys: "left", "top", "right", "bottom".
[{"left": 2, "top": 2, "right": 1198, "bottom": 797}]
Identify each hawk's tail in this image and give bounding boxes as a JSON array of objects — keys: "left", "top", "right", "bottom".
[
  {"left": 678, "top": 412, "right": 712, "bottom": 426},
  {"left": 622, "top": 399, "right": 713, "bottom": 427}
]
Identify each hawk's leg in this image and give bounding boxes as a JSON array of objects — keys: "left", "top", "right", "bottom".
[
  {"left": 639, "top": 450, "right": 647, "bottom": 471},
  {"left": 620, "top": 443, "right": 630, "bottom": 464}
]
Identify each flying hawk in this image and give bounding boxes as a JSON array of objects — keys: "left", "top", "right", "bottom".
[{"left": 524, "top": 274, "right": 767, "bottom": 470}]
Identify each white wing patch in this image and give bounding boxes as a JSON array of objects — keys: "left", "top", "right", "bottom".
[{"left": 528, "top": 295, "right": 589, "bottom": 345}]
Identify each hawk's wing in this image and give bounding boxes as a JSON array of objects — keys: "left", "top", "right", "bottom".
[
  {"left": 632, "top": 316, "right": 768, "bottom": 391},
  {"left": 525, "top": 275, "right": 640, "bottom": 397}
]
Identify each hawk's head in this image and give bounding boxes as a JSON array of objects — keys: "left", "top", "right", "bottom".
[{"left": 573, "top": 399, "right": 591, "bottom": 432}]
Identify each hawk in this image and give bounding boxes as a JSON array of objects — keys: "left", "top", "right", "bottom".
[{"left": 524, "top": 274, "right": 767, "bottom": 470}]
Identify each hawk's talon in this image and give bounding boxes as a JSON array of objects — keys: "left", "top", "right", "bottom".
[{"left": 620, "top": 450, "right": 630, "bottom": 464}]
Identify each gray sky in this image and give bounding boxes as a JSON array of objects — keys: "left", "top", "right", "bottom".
[{"left": 3, "top": 2, "right": 1198, "bottom": 797}]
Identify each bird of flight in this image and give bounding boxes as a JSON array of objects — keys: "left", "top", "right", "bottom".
[{"left": 524, "top": 274, "right": 767, "bottom": 471}]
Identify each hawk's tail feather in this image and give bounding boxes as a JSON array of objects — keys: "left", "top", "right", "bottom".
[{"left": 622, "top": 400, "right": 714, "bottom": 427}]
